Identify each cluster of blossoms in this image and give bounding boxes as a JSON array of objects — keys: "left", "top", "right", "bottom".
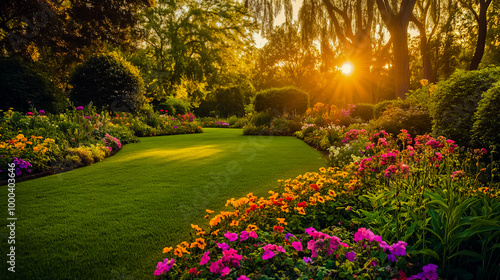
[
  {"left": 13, "top": 157, "right": 32, "bottom": 176},
  {"left": 342, "top": 129, "right": 367, "bottom": 143},
  {"left": 215, "top": 121, "right": 230, "bottom": 127},
  {"left": 103, "top": 134, "right": 122, "bottom": 152}
]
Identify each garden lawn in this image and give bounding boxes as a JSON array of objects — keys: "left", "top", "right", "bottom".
[{"left": 0, "top": 128, "right": 326, "bottom": 280}]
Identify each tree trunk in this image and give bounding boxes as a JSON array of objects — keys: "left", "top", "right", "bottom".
[
  {"left": 390, "top": 24, "right": 411, "bottom": 99},
  {"left": 470, "top": 1, "right": 491, "bottom": 70}
]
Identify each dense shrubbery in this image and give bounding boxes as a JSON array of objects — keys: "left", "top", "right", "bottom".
[
  {"left": 254, "top": 87, "right": 309, "bottom": 115},
  {"left": 0, "top": 107, "right": 202, "bottom": 181},
  {"left": 69, "top": 52, "right": 147, "bottom": 113},
  {"left": 154, "top": 129, "right": 499, "bottom": 280},
  {"left": 0, "top": 57, "right": 58, "bottom": 113},
  {"left": 431, "top": 67, "right": 500, "bottom": 147},
  {"left": 471, "top": 82, "right": 500, "bottom": 149},
  {"left": 373, "top": 101, "right": 433, "bottom": 137},
  {"left": 350, "top": 103, "right": 374, "bottom": 122},
  {"left": 159, "top": 96, "right": 191, "bottom": 116}
]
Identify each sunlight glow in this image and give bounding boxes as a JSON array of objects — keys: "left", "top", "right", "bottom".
[{"left": 340, "top": 62, "right": 354, "bottom": 76}]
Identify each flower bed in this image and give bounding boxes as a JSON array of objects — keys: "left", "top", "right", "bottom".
[
  {"left": 0, "top": 107, "right": 203, "bottom": 182},
  {"left": 154, "top": 129, "right": 499, "bottom": 279}
]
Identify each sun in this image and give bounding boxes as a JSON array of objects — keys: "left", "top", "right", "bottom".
[{"left": 340, "top": 62, "right": 354, "bottom": 76}]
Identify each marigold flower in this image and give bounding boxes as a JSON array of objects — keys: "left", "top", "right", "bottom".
[
  {"left": 162, "top": 247, "right": 173, "bottom": 253},
  {"left": 276, "top": 218, "right": 287, "bottom": 225},
  {"left": 246, "top": 224, "right": 258, "bottom": 232},
  {"left": 211, "top": 229, "right": 220, "bottom": 236}
]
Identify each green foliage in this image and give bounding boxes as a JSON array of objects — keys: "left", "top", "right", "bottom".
[
  {"left": 254, "top": 86, "right": 309, "bottom": 115},
  {"left": 373, "top": 99, "right": 403, "bottom": 119},
  {"left": 432, "top": 67, "right": 500, "bottom": 147},
  {"left": 351, "top": 103, "right": 374, "bottom": 122},
  {"left": 215, "top": 86, "right": 246, "bottom": 117},
  {"left": 159, "top": 96, "right": 191, "bottom": 115},
  {"left": 251, "top": 111, "right": 274, "bottom": 127},
  {"left": 69, "top": 52, "right": 147, "bottom": 113},
  {"left": 471, "top": 82, "right": 500, "bottom": 149},
  {"left": 0, "top": 57, "right": 57, "bottom": 112},
  {"left": 375, "top": 101, "right": 433, "bottom": 137}
]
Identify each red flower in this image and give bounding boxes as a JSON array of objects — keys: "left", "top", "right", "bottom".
[
  {"left": 188, "top": 267, "right": 198, "bottom": 274},
  {"left": 309, "top": 184, "right": 319, "bottom": 191},
  {"left": 273, "top": 225, "right": 284, "bottom": 233},
  {"left": 297, "top": 201, "right": 307, "bottom": 208}
]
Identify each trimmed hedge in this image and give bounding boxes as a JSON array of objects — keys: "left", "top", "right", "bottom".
[
  {"left": 69, "top": 52, "right": 147, "bottom": 113},
  {"left": 351, "top": 103, "right": 375, "bottom": 122},
  {"left": 431, "top": 67, "right": 500, "bottom": 147},
  {"left": 471, "top": 82, "right": 500, "bottom": 149},
  {"left": 254, "top": 86, "right": 309, "bottom": 115}
]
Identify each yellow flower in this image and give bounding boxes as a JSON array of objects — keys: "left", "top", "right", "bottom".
[
  {"left": 246, "top": 224, "right": 258, "bottom": 232},
  {"left": 319, "top": 167, "right": 326, "bottom": 173},
  {"left": 195, "top": 238, "right": 206, "bottom": 250},
  {"left": 230, "top": 220, "right": 239, "bottom": 227},
  {"left": 296, "top": 207, "right": 306, "bottom": 215},
  {"left": 280, "top": 205, "right": 289, "bottom": 212},
  {"left": 180, "top": 241, "right": 190, "bottom": 248},
  {"left": 209, "top": 215, "right": 221, "bottom": 227},
  {"left": 33, "top": 146, "right": 40, "bottom": 152},
  {"left": 163, "top": 247, "right": 173, "bottom": 253},
  {"left": 276, "top": 218, "right": 287, "bottom": 225},
  {"left": 16, "top": 134, "right": 25, "bottom": 140},
  {"left": 26, "top": 141, "right": 32, "bottom": 145},
  {"left": 317, "top": 196, "right": 325, "bottom": 203},
  {"left": 328, "top": 190, "right": 337, "bottom": 197}
]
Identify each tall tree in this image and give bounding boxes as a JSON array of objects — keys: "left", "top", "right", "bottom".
[
  {"left": 375, "top": 0, "right": 417, "bottom": 99},
  {"left": 459, "top": 0, "right": 494, "bottom": 70}
]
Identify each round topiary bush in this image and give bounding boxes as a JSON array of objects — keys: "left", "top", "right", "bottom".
[
  {"left": 0, "top": 57, "right": 56, "bottom": 112},
  {"left": 471, "top": 82, "right": 500, "bottom": 149},
  {"left": 432, "top": 67, "right": 500, "bottom": 147},
  {"left": 69, "top": 52, "right": 146, "bottom": 113},
  {"left": 351, "top": 103, "right": 375, "bottom": 122},
  {"left": 254, "top": 86, "right": 309, "bottom": 115}
]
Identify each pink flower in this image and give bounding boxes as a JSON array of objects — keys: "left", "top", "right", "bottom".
[
  {"left": 154, "top": 258, "right": 175, "bottom": 276},
  {"left": 225, "top": 232, "right": 238, "bottom": 242},
  {"left": 240, "top": 231, "right": 249, "bottom": 241},
  {"left": 200, "top": 251, "right": 210, "bottom": 265},
  {"left": 217, "top": 243, "right": 229, "bottom": 250},
  {"left": 345, "top": 251, "right": 356, "bottom": 262},
  {"left": 249, "top": 231, "right": 258, "bottom": 239},
  {"left": 354, "top": 228, "right": 376, "bottom": 242},
  {"left": 305, "top": 227, "right": 317, "bottom": 236},
  {"left": 237, "top": 275, "right": 250, "bottom": 280},
  {"left": 276, "top": 245, "right": 286, "bottom": 253},
  {"left": 262, "top": 250, "right": 275, "bottom": 260},
  {"left": 107, "top": 147, "right": 112, "bottom": 152},
  {"left": 38, "top": 110, "right": 45, "bottom": 115},
  {"left": 26, "top": 112, "right": 33, "bottom": 116},
  {"left": 76, "top": 106, "right": 84, "bottom": 110},
  {"left": 221, "top": 267, "right": 230, "bottom": 276},
  {"left": 292, "top": 241, "right": 303, "bottom": 251}
]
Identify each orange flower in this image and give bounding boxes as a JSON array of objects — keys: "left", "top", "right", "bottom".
[
  {"left": 191, "top": 224, "right": 202, "bottom": 232},
  {"left": 328, "top": 190, "right": 337, "bottom": 197},
  {"left": 296, "top": 207, "right": 306, "bottom": 215},
  {"left": 276, "top": 218, "right": 287, "bottom": 225},
  {"left": 206, "top": 209, "right": 214, "bottom": 214},
  {"left": 163, "top": 247, "right": 173, "bottom": 253},
  {"left": 211, "top": 229, "right": 220, "bottom": 236},
  {"left": 246, "top": 224, "right": 258, "bottom": 232},
  {"left": 230, "top": 220, "right": 239, "bottom": 227}
]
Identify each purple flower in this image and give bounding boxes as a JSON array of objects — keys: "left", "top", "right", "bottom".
[
  {"left": 390, "top": 241, "right": 407, "bottom": 256},
  {"left": 303, "top": 257, "right": 312, "bottom": 263},
  {"left": 174, "top": 126, "right": 178, "bottom": 129},
  {"left": 85, "top": 116, "right": 91, "bottom": 119},
  {"left": 224, "top": 232, "right": 238, "bottom": 242},
  {"left": 292, "top": 241, "right": 303, "bottom": 251},
  {"left": 154, "top": 258, "right": 175, "bottom": 276},
  {"left": 345, "top": 251, "right": 356, "bottom": 262},
  {"left": 76, "top": 106, "right": 84, "bottom": 110},
  {"left": 262, "top": 250, "right": 275, "bottom": 260},
  {"left": 284, "top": 233, "right": 295, "bottom": 241},
  {"left": 408, "top": 264, "right": 439, "bottom": 280},
  {"left": 354, "top": 228, "right": 376, "bottom": 242},
  {"left": 304, "top": 227, "right": 317, "bottom": 236}
]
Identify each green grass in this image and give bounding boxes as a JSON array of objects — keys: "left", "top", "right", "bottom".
[{"left": 0, "top": 128, "right": 326, "bottom": 279}]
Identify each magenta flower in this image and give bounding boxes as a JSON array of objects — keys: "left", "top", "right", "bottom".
[
  {"left": 276, "top": 245, "right": 286, "bottom": 253},
  {"left": 240, "top": 231, "right": 249, "bottom": 241},
  {"left": 38, "top": 110, "right": 45, "bottom": 115},
  {"left": 345, "top": 251, "right": 356, "bottom": 262},
  {"left": 408, "top": 264, "right": 439, "bottom": 280},
  {"left": 85, "top": 116, "right": 91, "bottom": 119},
  {"left": 353, "top": 228, "right": 376, "bottom": 242},
  {"left": 249, "top": 231, "right": 258, "bottom": 239},
  {"left": 390, "top": 241, "right": 407, "bottom": 256},
  {"left": 292, "top": 241, "right": 303, "bottom": 251},
  {"left": 221, "top": 267, "right": 230, "bottom": 276},
  {"left": 26, "top": 112, "right": 33, "bottom": 116},
  {"left": 303, "top": 257, "right": 312, "bottom": 263},
  {"left": 237, "top": 275, "right": 250, "bottom": 280},
  {"left": 107, "top": 147, "right": 112, "bottom": 152},
  {"left": 217, "top": 243, "right": 230, "bottom": 250},
  {"left": 262, "top": 250, "right": 275, "bottom": 260},
  {"left": 200, "top": 251, "right": 210, "bottom": 265},
  {"left": 154, "top": 258, "right": 175, "bottom": 276},
  {"left": 76, "top": 106, "right": 84, "bottom": 110},
  {"left": 225, "top": 232, "right": 238, "bottom": 242},
  {"left": 305, "top": 227, "right": 317, "bottom": 236}
]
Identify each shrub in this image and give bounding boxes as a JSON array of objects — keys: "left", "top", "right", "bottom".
[
  {"left": 471, "top": 82, "right": 500, "bottom": 148},
  {"left": 432, "top": 67, "right": 500, "bottom": 147},
  {"left": 251, "top": 111, "right": 273, "bottom": 127},
  {"left": 375, "top": 102, "right": 433, "bottom": 137},
  {"left": 351, "top": 103, "right": 374, "bottom": 122},
  {"left": 0, "top": 57, "right": 56, "bottom": 112},
  {"left": 254, "top": 86, "right": 309, "bottom": 115},
  {"left": 373, "top": 99, "right": 400, "bottom": 118},
  {"left": 69, "top": 52, "right": 147, "bottom": 113},
  {"left": 159, "top": 96, "right": 191, "bottom": 115}
]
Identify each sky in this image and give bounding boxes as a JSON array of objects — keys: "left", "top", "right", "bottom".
[{"left": 253, "top": 0, "right": 304, "bottom": 48}]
